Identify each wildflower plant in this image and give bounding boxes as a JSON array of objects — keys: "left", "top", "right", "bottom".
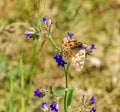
[{"left": 25, "top": 16, "right": 96, "bottom": 112}]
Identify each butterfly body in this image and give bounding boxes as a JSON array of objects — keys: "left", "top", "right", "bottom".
[{"left": 62, "top": 37, "right": 86, "bottom": 71}]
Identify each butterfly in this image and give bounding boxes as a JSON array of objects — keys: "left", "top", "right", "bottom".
[{"left": 62, "top": 37, "right": 86, "bottom": 71}]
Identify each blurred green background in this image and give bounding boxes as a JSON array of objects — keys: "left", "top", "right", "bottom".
[{"left": 0, "top": 0, "right": 120, "bottom": 112}]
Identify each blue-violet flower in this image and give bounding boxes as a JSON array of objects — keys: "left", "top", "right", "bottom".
[
  {"left": 50, "top": 102, "right": 58, "bottom": 112},
  {"left": 54, "top": 54, "right": 67, "bottom": 67},
  {"left": 67, "top": 32, "right": 74, "bottom": 38},
  {"left": 54, "top": 54, "right": 62, "bottom": 61},
  {"left": 90, "top": 96, "right": 96, "bottom": 104},
  {"left": 25, "top": 30, "right": 30, "bottom": 38},
  {"left": 40, "top": 102, "right": 48, "bottom": 111},
  {"left": 90, "top": 107, "right": 96, "bottom": 112},
  {"left": 91, "top": 44, "right": 96, "bottom": 50},
  {"left": 41, "top": 17, "right": 48, "bottom": 23},
  {"left": 40, "top": 102, "right": 47, "bottom": 108},
  {"left": 34, "top": 89, "right": 41, "bottom": 97}
]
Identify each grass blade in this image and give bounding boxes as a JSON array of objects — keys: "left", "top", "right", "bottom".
[
  {"left": 20, "top": 52, "right": 25, "bottom": 112},
  {"left": 8, "top": 66, "right": 14, "bottom": 112}
]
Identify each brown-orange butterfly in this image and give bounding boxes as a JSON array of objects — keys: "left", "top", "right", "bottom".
[{"left": 62, "top": 37, "right": 87, "bottom": 71}]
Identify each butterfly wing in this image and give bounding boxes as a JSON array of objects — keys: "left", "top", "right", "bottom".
[
  {"left": 71, "top": 49, "right": 85, "bottom": 71},
  {"left": 63, "top": 37, "right": 83, "bottom": 59},
  {"left": 63, "top": 49, "right": 78, "bottom": 59},
  {"left": 62, "top": 37, "right": 85, "bottom": 71}
]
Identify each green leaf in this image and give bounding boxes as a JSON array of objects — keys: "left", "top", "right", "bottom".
[
  {"left": 67, "top": 87, "right": 74, "bottom": 110},
  {"left": 53, "top": 87, "right": 65, "bottom": 96}
]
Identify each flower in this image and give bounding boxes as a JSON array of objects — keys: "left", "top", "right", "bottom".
[
  {"left": 34, "top": 89, "right": 41, "bottom": 97},
  {"left": 40, "top": 102, "right": 47, "bottom": 108},
  {"left": 24, "top": 30, "right": 35, "bottom": 38},
  {"left": 54, "top": 54, "right": 67, "bottom": 67},
  {"left": 67, "top": 32, "right": 74, "bottom": 38},
  {"left": 25, "top": 30, "right": 30, "bottom": 38},
  {"left": 91, "top": 44, "right": 96, "bottom": 50},
  {"left": 47, "top": 19, "right": 53, "bottom": 25},
  {"left": 90, "top": 107, "right": 96, "bottom": 112},
  {"left": 40, "top": 102, "right": 48, "bottom": 111},
  {"left": 58, "top": 59, "right": 67, "bottom": 67},
  {"left": 41, "top": 17, "right": 48, "bottom": 23},
  {"left": 54, "top": 54, "right": 62, "bottom": 61},
  {"left": 90, "top": 96, "right": 96, "bottom": 104},
  {"left": 50, "top": 102, "right": 58, "bottom": 112}
]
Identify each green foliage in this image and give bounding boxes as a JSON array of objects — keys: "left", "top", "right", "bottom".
[{"left": 67, "top": 87, "right": 74, "bottom": 110}]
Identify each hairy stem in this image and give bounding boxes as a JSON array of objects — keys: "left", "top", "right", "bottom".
[
  {"left": 48, "top": 35, "right": 61, "bottom": 51},
  {"left": 64, "top": 62, "right": 70, "bottom": 112}
]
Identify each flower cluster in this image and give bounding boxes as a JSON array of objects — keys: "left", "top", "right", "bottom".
[
  {"left": 24, "top": 17, "right": 53, "bottom": 40},
  {"left": 41, "top": 16, "right": 53, "bottom": 33},
  {"left": 34, "top": 89, "right": 58, "bottom": 112},
  {"left": 40, "top": 102, "right": 58, "bottom": 112},
  {"left": 24, "top": 28, "right": 39, "bottom": 40},
  {"left": 54, "top": 54, "right": 67, "bottom": 67},
  {"left": 85, "top": 43, "right": 96, "bottom": 56},
  {"left": 41, "top": 16, "right": 53, "bottom": 24},
  {"left": 24, "top": 29, "right": 36, "bottom": 39}
]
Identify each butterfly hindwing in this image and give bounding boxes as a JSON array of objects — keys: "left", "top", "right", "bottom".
[
  {"left": 71, "top": 49, "right": 85, "bottom": 71},
  {"left": 64, "top": 49, "right": 78, "bottom": 59}
]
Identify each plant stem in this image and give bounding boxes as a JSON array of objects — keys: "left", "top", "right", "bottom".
[
  {"left": 64, "top": 66, "right": 68, "bottom": 112},
  {"left": 48, "top": 35, "right": 61, "bottom": 51},
  {"left": 64, "top": 62, "right": 70, "bottom": 112}
]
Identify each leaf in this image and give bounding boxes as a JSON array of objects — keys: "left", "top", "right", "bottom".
[
  {"left": 67, "top": 87, "right": 74, "bottom": 110},
  {"left": 53, "top": 87, "right": 65, "bottom": 96}
]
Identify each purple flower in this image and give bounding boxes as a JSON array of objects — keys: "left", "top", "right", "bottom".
[
  {"left": 67, "top": 32, "right": 74, "bottom": 38},
  {"left": 41, "top": 17, "right": 48, "bottom": 23},
  {"left": 54, "top": 54, "right": 62, "bottom": 61},
  {"left": 50, "top": 102, "right": 58, "bottom": 112},
  {"left": 90, "top": 96, "right": 96, "bottom": 104},
  {"left": 90, "top": 107, "right": 96, "bottom": 112},
  {"left": 57, "top": 59, "right": 67, "bottom": 67},
  {"left": 40, "top": 102, "right": 47, "bottom": 108},
  {"left": 40, "top": 102, "right": 48, "bottom": 111},
  {"left": 34, "top": 89, "right": 41, "bottom": 97},
  {"left": 54, "top": 54, "right": 67, "bottom": 67},
  {"left": 91, "top": 44, "right": 96, "bottom": 50},
  {"left": 25, "top": 30, "right": 30, "bottom": 38}
]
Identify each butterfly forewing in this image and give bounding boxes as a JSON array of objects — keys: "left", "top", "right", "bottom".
[{"left": 63, "top": 37, "right": 82, "bottom": 49}]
